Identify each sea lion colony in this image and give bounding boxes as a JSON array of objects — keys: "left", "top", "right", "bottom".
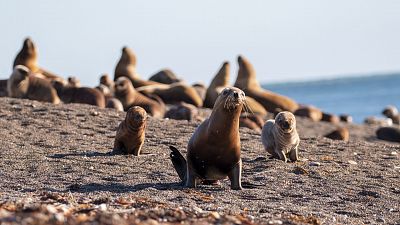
[{"left": 2, "top": 38, "right": 400, "bottom": 190}]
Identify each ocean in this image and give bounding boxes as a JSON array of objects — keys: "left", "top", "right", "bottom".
[{"left": 262, "top": 74, "right": 400, "bottom": 123}]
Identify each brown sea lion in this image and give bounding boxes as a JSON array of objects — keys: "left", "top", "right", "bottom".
[
  {"left": 239, "top": 117, "right": 261, "bottom": 133},
  {"left": 113, "top": 106, "right": 147, "bottom": 155},
  {"left": 0, "top": 79, "right": 8, "bottom": 97},
  {"left": 192, "top": 82, "right": 207, "bottom": 101},
  {"left": 234, "top": 55, "right": 299, "bottom": 113},
  {"left": 294, "top": 105, "right": 323, "bottom": 122},
  {"left": 382, "top": 105, "right": 400, "bottom": 125},
  {"left": 261, "top": 111, "right": 300, "bottom": 162},
  {"left": 324, "top": 127, "right": 350, "bottom": 141},
  {"left": 100, "top": 73, "right": 115, "bottom": 94},
  {"left": 165, "top": 102, "right": 200, "bottom": 121},
  {"left": 114, "top": 47, "right": 161, "bottom": 88},
  {"left": 376, "top": 127, "right": 400, "bottom": 143},
  {"left": 106, "top": 98, "right": 124, "bottom": 112},
  {"left": 114, "top": 77, "right": 165, "bottom": 118},
  {"left": 204, "top": 62, "right": 230, "bottom": 108},
  {"left": 364, "top": 116, "right": 393, "bottom": 126},
  {"left": 137, "top": 83, "right": 203, "bottom": 107},
  {"left": 67, "top": 76, "right": 81, "bottom": 88},
  {"left": 321, "top": 112, "right": 340, "bottom": 124},
  {"left": 52, "top": 80, "right": 105, "bottom": 108},
  {"left": 13, "top": 38, "right": 63, "bottom": 81},
  {"left": 241, "top": 112, "right": 265, "bottom": 128},
  {"left": 339, "top": 114, "right": 353, "bottom": 123},
  {"left": 169, "top": 87, "right": 245, "bottom": 190},
  {"left": 149, "top": 69, "right": 181, "bottom": 84},
  {"left": 8, "top": 65, "right": 60, "bottom": 104}
]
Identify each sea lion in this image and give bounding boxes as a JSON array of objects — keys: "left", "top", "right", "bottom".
[
  {"left": 364, "top": 116, "right": 392, "bottom": 126},
  {"left": 165, "top": 102, "right": 200, "bottom": 121},
  {"left": 149, "top": 69, "right": 181, "bottom": 84},
  {"left": 294, "top": 105, "right": 323, "bottom": 122},
  {"left": 0, "top": 79, "right": 8, "bottom": 97},
  {"left": 67, "top": 76, "right": 81, "bottom": 88},
  {"left": 113, "top": 106, "right": 147, "bottom": 155},
  {"left": 382, "top": 105, "right": 400, "bottom": 125},
  {"left": 192, "top": 82, "right": 207, "bottom": 101},
  {"left": 339, "top": 114, "right": 353, "bottom": 123},
  {"left": 114, "top": 47, "right": 161, "bottom": 88},
  {"left": 13, "top": 38, "right": 63, "bottom": 81},
  {"left": 169, "top": 87, "right": 245, "bottom": 190},
  {"left": 239, "top": 116, "right": 261, "bottom": 133},
  {"left": 114, "top": 77, "right": 165, "bottom": 118},
  {"left": 261, "top": 111, "right": 300, "bottom": 162},
  {"left": 234, "top": 56, "right": 298, "bottom": 113},
  {"left": 376, "top": 127, "right": 400, "bottom": 143},
  {"left": 324, "top": 127, "right": 350, "bottom": 141},
  {"left": 8, "top": 65, "right": 60, "bottom": 104},
  {"left": 106, "top": 98, "right": 124, "bottom": 112},
  {"left": 240, "top": 112, "right": 264, "bottom": 128},
  {"left": 100, "top": 73, "right": 115, "bottom": 94},
  {"left": 52, "top": 80, "right": 105, "bottom": 108},
  {"left": 321, "top": 112, "right": 340, "bottom": 124},
  {"left": 137, "top": 83, "right": 203, "bottom": 107}
]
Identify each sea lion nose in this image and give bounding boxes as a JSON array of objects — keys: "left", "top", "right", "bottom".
[
  {"left": 233, "top": 92, "right": 239, "bottom": 98},
  {"left": 283, "top": 121, "right": 290, "bottom": 129}
]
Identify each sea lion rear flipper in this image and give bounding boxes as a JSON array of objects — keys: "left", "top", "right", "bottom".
[{"left": 169, "top": 146, "right": 187, "bottom": 181}]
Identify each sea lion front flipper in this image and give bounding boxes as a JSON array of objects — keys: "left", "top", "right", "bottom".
[
  {"left": 169, "top": 146, "right": 187, "bottom": 182},
  {"left": 228, "top": 159, "right": 243, "bottom": 190},
  {"left": 289, "top": 146, "right": 299, "bottom": 162}
]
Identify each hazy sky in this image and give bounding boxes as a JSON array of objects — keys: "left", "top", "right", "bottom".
[{"left": 1, "top": 1, "right": 399, "bottom": 86}]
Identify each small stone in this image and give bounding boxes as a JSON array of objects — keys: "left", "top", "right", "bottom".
[
  {"left": 309, "top": 161, "right": 321, "bottom": 166},
  {"left": 192, "top": 206, "right": 203, "bottom": 214},
  {"left": 209, "top": 211, "right": 220, "bottom": 220},
  {"left": 89, "top": 166, "right": 94, "bottom": 170},
  {"left": 391, "top": 151, "right": 397, "bottom": 156},
  {"left": 91, "top": 111, "right": 99, "bottom": 116},
  {"left": 353, "top": 152, "right": 358, "bottom": 155},
  {"left": 99, "top": 203, "right": 107, "bottom": 211},
  {"left": 376, "top": 217, "right": 385, "bottom": 223},
  {"left": 348, "top": 160, "right": 357, "bottom": 165},
  {"left": 268, "top": 219, "right": 283, "bottom": 224}
]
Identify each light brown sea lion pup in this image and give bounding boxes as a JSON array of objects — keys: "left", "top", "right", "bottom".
[
  {"left": 234, "top": 55, "right": 299, "bottom": 113},
  {"left": 169, "top": 87, "right": 246, "bottom": 190},
  {"left": 149, "top": 69, "right": 181, "bottom": 84},
  {"left": 52, "top": 80, "right": 105, "bottom": 108},
  {"left": 13, "top": 38, "right": 64, "bottom": 81},
  {"left": 376, "top": 127, "right": 400, "bottom": 143},
  {"left": 114, "top": 77, "right": 165, "bottom": 118},
  {"left": 294, "top": 105, "right": 323, "bottom": 122},
  {"left": 137, "top": 83, "right": 203, "bottom": 107},
  {"left": 324, "top": 127, "right": 350, "bottom": 141},
  {"left": 382, "top": 105, "right": 400, "bottom": 125},
  {"left": 261, "top": 111, "right": 300, "bottom": 162},
  {"left": 8, "top": 65, "right": 60, "bottom": 104},
  {"left": 114, "top": 47, "right": 161, "bottom": 88},
  {"left": 321, "top": 112, "right": 340, "bottom": 124},
  {"left": 113, "top": 106, "right": 147, "bottom": 155}
]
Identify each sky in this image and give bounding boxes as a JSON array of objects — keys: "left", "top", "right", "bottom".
[{"left": 0, "top": 0, "right": 399, "bottom": 87}]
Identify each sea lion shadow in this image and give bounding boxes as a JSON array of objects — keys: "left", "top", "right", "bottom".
[
  {"left": 48, "top": 150, "right": 115, "bottom": 159},
  {"left": 68, "top": 182, "right": 183, "bottom": 193}
]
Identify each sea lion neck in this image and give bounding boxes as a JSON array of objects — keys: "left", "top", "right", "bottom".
[{"left": 207, "top": 106, "right": 241, "bottom": 137}]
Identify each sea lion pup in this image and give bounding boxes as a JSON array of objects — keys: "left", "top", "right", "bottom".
[
  {"left": 234, "top": 55, "right": 299, "bottom": 113},
  {"left": 165, "top": 102, "right": 200, "bottom": 121},
  {"left": 113, "top": 106, "right": 147, "bottom": 155},
  {"left": 169, "top": 87, "right": 246, "bottom": 190},
  {"left": 149, "top": 69, "right": 181, "bottom": 84},
  {"left": 261, "top": 111, "right": 300, "bottom": 162},
  {"left": 340, "top": 114, "right": 353, "bottom": 123},
  {"left": 0, "top": 79, "right": 8, "bottom": 97},
  {"left": 376, "top": 127, "right": 400, "bottom": 143},
  {"left": 324, "top": 127, "right": 350, "bottom": 141},
  {"left": 321, "top": 112, "right": 340, "bottom": 124},
  {"left": 382, "top": 105, "right": 400, "bottom": 125},
  {"left": 52, "top": 80, "right": 105, "bottom": 108},
  {"left": 137, "top": 83, "right": 203, "bottom": 107},
  {"left": 114, "top": 47, "right": 161, "bottom": 88},
  {"left": 192, "top": 82, "right": 207, "bottom": 101},
  {"left": 8, "top": 65, "right": 60, "bottom": 104},
  {"left": 294, "top": 105, "right": 323, "bottom": 122},
  {"left": 114, "top": 77, "right": 165, "bottom": 118},
  {"left": 13, "top": 38, "right": 63, "bottom": 81}
]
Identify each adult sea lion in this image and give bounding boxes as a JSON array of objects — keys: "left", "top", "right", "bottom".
[
  {"left": 169, "top": 87, "right": 246, "bottom": 190},
  {"left": 324, "top": 127, "right": 350, "bottom": 141},
  {"left": 234, "top": 55, "right": 298, "bottom": 113},
  {"left": 165, "top": 102, "right": 200, "bottom": 121},
  {"left": 294, "top": 105, "right": 323, "bottom": 122},
  {"left": 114, "top": 77, "right": 165, "bottom": 118},
  {"left": 149, "top": 69, "right": 181, "bottom": 84},
  {"left": 114, "top": 47, "right": 161, "bottom": 88},
  {"left": 52, "top": 81, "right": 105, "bottom": 108},
  {"left": 382, "top": 105, "right": 400, "bottom": 125},
  {"left": 261, "top": 111, "right": 300, "bottom": 162},
  {"left": 376, "top": 127, "right": 400, "bottom": 143},
  {"left": 339, "top": 114, "right": 353, "bottom": 123},
  {"left": 321, "top": 112, "right": 340, "bottom": 124},
  {"left": 8, "top": 65, "right": 60, "bottom": 104},
  {"left": 192, "top": 82, "right": 207, "bottom": 101},
  {"left": 113, "top": 106, "right": 147, "bottom": 155}
]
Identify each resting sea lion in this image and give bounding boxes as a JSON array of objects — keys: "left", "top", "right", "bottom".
[
  {"left": 339, "top": 114, "right": 353, "bottom": 123},
  {"left": 113, "top": 106, "right": 147, "bottom": 155},
  {"left": 382, "top": 105, "right": 400, "bottom": 125},
  {"left": 234, "top": 55, "right": 298, "bottom": 113},
  {"left": 52, "top": 81, "right": 105, "bottom": 107},
  {"left": 149, "top": 69, "right": 181, "bottom": 84},
  {"left": 192, "top": 82, "right": 207, "bottom": 101},
  {"left": 261, "top": 111, "right": 300, "bottom": 162},
  {"left": 376, "top": 127, "right": 400, "bottom": 143},
  {"left": 169, "top": 87, "right": 245, "bottom": 190},
  {"left": 8, "top": 65, "right": 60, "bottom": 104},
  {"left": 114, "top": 47, "right": 161, "bottom": 87},
  {"left": 294, "top": 105, "right": 323, "bottom": 122},
  {"left": 364, "top": 116, "right": 392, "bottom": 126},
  {"left": 100, "top": 74, "right": 115, "bottom": 94},
  {"left": 114, "top": 77, "right": 165, "bottom": 118},
  {"left": 165, "top": 102, "right": 200, "bottom": 121},
  {"left": 321, "top": 112, "right": 340, "bottom": 124},
  {"left": 324, "top": 127, "right": 350, "bottom": 141}
]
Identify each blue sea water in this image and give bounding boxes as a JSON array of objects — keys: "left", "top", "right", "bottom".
[{"left": 262, "top": 74, "right": 400, "bottom": 123}]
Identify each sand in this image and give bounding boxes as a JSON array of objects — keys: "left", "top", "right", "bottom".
[{"left": 0, "top": 97, "right": 399, "bottom": 224}]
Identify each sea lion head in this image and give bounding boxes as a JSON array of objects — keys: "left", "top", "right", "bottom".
[
  {"left": 100, "top": 73, "right": 113, "bottom": 86},
  {"left": 96, "top": 84, "right": 111, "bottom": 96},
  {"left": 67, "top": 76, "right": 80, "bottom": 87},
  {"left": 13, "top": 65, "right": 30, "bottom": 79},
  {"left": 214, "top": 87, "right": 246, "bottom": 112},
  {"left": 114, "top": 77, "right": 133, "bottom": 95},
  {"left": 22, "top": 38, "right": 36, "bottom": 55},
  {"left": 126, "top": 106, "right": 147, "bottom": 130},
  {"left": 382, "top": 105, "right": 398, "bottom": 118},
  {"left": 275, "top": 111, "right": 296, "bottom": 134},
  {"left": 121, "top": 46, "right": 137, "bottom": 66}
]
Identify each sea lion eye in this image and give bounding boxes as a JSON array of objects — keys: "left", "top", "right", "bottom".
[{"left": 223, "top": 90, "right": 229, "bottom": 96}]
